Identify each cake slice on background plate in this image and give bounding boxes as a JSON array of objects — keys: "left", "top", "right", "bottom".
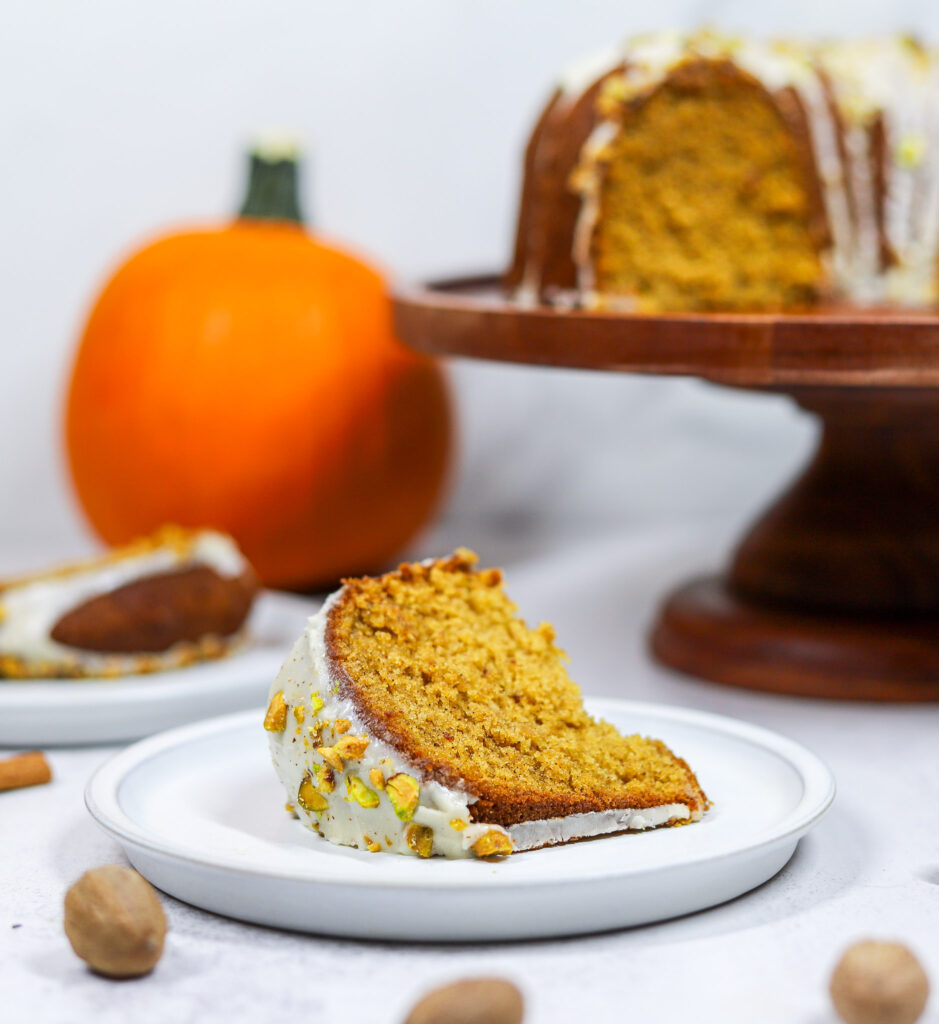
[
  {"left": 0, "top": 526, "right": 257, "bottom": 678},
  {"left": 266, "top": 549, "right": 708, "bottom": 859}
]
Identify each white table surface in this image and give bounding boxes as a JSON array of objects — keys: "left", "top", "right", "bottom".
[{"left": 2, "top": 524, "right": 937, "bottom": 1024}]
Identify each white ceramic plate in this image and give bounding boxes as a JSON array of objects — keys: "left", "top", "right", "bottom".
[
  {"left": 0, "top": 592, "right": 317, "bottom": 747},
  {"left": 86, "top": 699, "right": 834, "bottom": 941}
]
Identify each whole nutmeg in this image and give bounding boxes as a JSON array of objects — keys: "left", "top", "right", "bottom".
[
  {"left": 830, "top": 940, "right": 929, "bottom": 1024},
  {"left": 64, "top": 865, "right": 167, "bottom": 978},
  {"left": 404, "top": 977, "right": 524, "bottom": 1024}
]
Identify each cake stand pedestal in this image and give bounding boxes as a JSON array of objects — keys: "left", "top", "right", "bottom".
[{"left": 392, "top": 276, "right": 939, "bottom": 701}]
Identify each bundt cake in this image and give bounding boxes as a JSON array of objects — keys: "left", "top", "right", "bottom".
[
  {"left": 0, "top": 526, "right": 257, "bottom": 678},
  {"left": 266, "top": 550, "right": 708, "bottom": 859},
  {"left": 506, "top": 31, "right": 939, "bottom": 311}
]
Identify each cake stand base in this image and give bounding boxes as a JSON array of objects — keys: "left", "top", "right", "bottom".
[
  {"left": 651, "top": 577, "right": 939, "bottom": 702},
  {"left": 653, "top": 387, "right": 939, "bottom": 701}
]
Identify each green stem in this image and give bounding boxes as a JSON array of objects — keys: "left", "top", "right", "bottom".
[{"left": 238, "top": 140, "right": 304, "bottom": 225}]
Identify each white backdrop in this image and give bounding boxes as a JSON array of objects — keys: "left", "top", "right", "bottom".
[{"left": 1, "top": 0, "right": 929, "bottom": 573}]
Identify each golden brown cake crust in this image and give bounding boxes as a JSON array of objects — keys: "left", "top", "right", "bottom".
[
  {"left": 50, "top": 566, "right": 257, "bottom": 654},
  {"left": 505, "top": 65, "right": 626, "bottom": 296},
  {"left": 324, "top": 551, "right": 708, "bottom": 830}
]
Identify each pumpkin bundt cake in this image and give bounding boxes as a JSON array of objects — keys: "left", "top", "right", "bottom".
[
  {"left": 266, "top": 550, "right": 707, "bottom": 859},
  {"left": 507, "top": 31, "right": 939, "bottom": 311},
  {"left": 0, "top": 527, "right": 257, "bottom": 678}
]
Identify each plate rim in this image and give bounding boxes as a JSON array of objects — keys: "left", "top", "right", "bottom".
[{"left": 85, "top": 698, "right": 836, "bottom": 891}]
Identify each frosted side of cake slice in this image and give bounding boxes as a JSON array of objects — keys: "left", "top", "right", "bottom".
[{"left": 266, "top": 551, "right": 708, "bottom": 860}]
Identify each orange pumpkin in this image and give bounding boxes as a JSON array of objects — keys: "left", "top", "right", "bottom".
[{"left": 65, "top": 146, "right": 451, "bottom": 589}]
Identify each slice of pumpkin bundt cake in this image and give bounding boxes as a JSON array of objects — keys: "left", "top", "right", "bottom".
[
  {"left": 0, "top": 526, "right": 257, "bottom": 679},
  {"left": 266, "top": 550, "right": 708, "bottom": 859}
]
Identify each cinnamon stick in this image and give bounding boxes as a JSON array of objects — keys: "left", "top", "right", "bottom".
[{"left": 0, "top": 750, "right": 52, "bottom": 792}]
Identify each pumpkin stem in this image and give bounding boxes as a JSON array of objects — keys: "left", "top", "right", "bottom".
[{"left": 238, "top": 137, "right": 305, "bottom": 225}]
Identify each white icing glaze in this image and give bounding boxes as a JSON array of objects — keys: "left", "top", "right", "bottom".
[
  {"left": 557, "top": 44, "right": 623, "bottom": 97},
  {"left": 819, "top": 38, "right": 939, "bottom": 305},
  {"left": 508, "top": 803, "right": 690, "bottom": 851},
  {"left": 0, "top": 530, "right": 249, "bottom": 674},
  {"left": 267, "top": 598, "right": 694, "bottom": 859},
  {"left": 570, "top": 121, "right": 619, "bottom": 295},
  {"left": 527, "top": 31, "right": 939, "bottom": 309}
]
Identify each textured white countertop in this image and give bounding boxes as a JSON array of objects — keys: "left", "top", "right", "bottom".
[{"left": 2, "top": 525, "right": 937, "bottom": 1024}]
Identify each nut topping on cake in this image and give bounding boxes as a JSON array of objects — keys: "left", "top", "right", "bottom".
[
  {"left": 386, "top": 773, "right": 421, "bottom": 822},
  {"left": 298, "top": 773, "right": 328, "bottom": 813},
  {"left": 263, "top": 691, "right": 288, "bottom": 732},
  {"left": 471, "top": 829, "right": 515, "bottom": 859},
  {"left": 405, "top": 824, "right": 434, "bottom": 858},
  {"left": 346, "top": 777, "right": 380, "bottom": 808},
  {"left": 317, "top": 746, "right": 344, "bottom": 772},
  {"left": 334, "top": 735, "right": 369, "bottom": 759}
]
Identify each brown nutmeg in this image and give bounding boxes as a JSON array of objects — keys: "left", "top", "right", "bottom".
[
  {"left": 64, "top": 865, "right": 167, "bottom": 978},
  {"left": 404, "top": 977, "right": 524, "bottom": 1024},
  {"left": 830, "top": 940, "right": 929, "bottom": 1024}
]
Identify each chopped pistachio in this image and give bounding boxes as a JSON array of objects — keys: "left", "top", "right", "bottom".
[
  {"left": 318, "top": 767, "right": 335, "bottom": 794},
  {"left": 346, "top": 776, "right": 380, "bottom": 808},
  {"left": 293, "top": 704, "right": 306, "bottom": 724},
  {"left": 310, "top": 694, "right": 324, "bottom": 714},
  {"left": 364, "top": 836, "right": 381, "bottom": 853},
  {"left": 386, "top": 773, "right": 420, "bottom": 822},
  {"left": 263, "top": 691, "right": 288, "bottom": 732},
  {"left": 317, "top": 746, "right": 344, "bottom": 772},
  {"left": 369, "top": 768, "right": 386, "bottom": 790},
  {"left": 334, "top": 735, "right": 369, "bottom": 759},
  {"left": 898, "top": 134, "right": 926, "bottom": 168},
  {"left": 471, "top": 829, "right": 514, "bottom": 858},
  {"left": 297, "top": 773, "right": 328, "bottom": 813},
  {"left": 449, "top": 819, "right": 467, "bottom": 831},
  {"left": 404, "top": 823, "right": 434, "bottom": 859},
  {"left": 333, "top": 718, "right": 351, "bottom": 734}
]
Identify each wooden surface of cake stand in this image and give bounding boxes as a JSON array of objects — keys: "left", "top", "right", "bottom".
[{"left": 393, "top": 275, "right": 939, "bottom": 701}]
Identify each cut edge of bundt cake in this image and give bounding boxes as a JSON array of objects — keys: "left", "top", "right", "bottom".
[
  {"left": 266, "top": 549, "right": 708, "bottom": 860},
  {"left": 507, "top": 30, "right": 939, "bottom": 312}
]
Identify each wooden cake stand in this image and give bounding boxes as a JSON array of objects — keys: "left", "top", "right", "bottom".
[{"left": 392, "top": 275, "right": 939, "bottom": 702}]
